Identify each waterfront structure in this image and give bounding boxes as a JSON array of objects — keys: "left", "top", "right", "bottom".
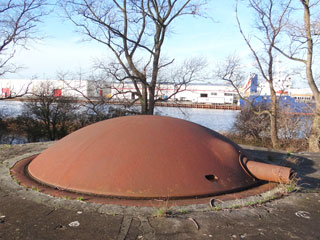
[
  {"left": 0, "top": 78, "right": 108, "bottom": 99},
  {"left": 1, "top": 77, "right": 313, "bottom": 107},
  {"left": 240, "top": 74, "right": 314, "bottom": 114},
  {"left": 110, "top": 81, "right": 239, "bottom": 105},
  {"left": 0, "top": 78, "right": 240, "bottom": 104}
]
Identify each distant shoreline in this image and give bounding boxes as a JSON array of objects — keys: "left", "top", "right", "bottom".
[{"left": 1, "top": 97, "right": 241, "bottom": 111}]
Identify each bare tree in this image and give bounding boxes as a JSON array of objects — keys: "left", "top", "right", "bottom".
[
  {"left": 233, "top": 104, "right": 271, "bottom": 145},
  {"left": 57, "top": 70, "right": 139, "bottom": 121},
  {"left": 22, "top": 81, "right": 79, "bottom": 140},
  {"left": 0, "top": 112, "right": 9, "bottom": 143},
  {"left": 95, "top": 56, "right": 207, "bottom": 108},
  {"left": 0, "top": 0, "right": 48, "bottom": 100},
  {"left": 0, "top": 79, "right": 32, "bottom": 99},
  {"left": 59, "top": 0, "right": 207, "bottom": 115},
  {"left": 215, "top": 54, "right": 246, "bottom": 97},
  {"left": 57, "top": 70, "right": 112, "bottom": 120},
  {"left": 156, "top": 57, "right": 208, "bottom": 102},
  {"left": 216, "top": 54, "right": 275, "bottom": 145},
  {"left": 235, "top": 0, "right": 292, "bottom": 149},
  {"left": 274, "top": 0, "right": 320, "bottom": 151},
  {"left": 0, "top": 0, "right": 48, "bottom": 75}
]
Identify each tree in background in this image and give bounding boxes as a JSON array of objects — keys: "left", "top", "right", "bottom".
[
  {"left": 0, "top": 0, "right": 48, "bottom": 99},
  {"left": 21, "top": 81, "right": 79, "bottom": 141},
  {"left": 216, "top": 55, "right": 274, "bottom": 147},
  {"left": 274, "top": 0, "right": 320, "bottom": 151},
  {"left": 56, "top": 70, "right": 113, "bottom": 121},
  {"left": 233, "top": 104, "right": 271, "bottom": 145},
  {"left": 0, "top": 113, "right": 9, "bottom": 142},
  {"left": 235, "top": 0, "right": 292, "bottom": 149},
  {"left": 59, "top": 0, "right": 207, "bottom": 115},
  {"left": 95, "top": 57, "right": 207, "bottom": 109},
  {"left": 57, "top": 70, "right": 139, "bottom": 120}
]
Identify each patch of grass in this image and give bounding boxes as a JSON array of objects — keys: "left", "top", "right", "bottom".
[
  {"left": 227, "top": 204, "right": 242, "bottom": 209},
  {"left": 1, "top": 144, "right": 11, "bottom": 149},
  {"left": 152, "top": 202, "right": 173, "bottom": 217},
  {"left": 279, "top": 173, "right": 298, "bottom": 194},
  {"left": 213, "top": 193, "right": 279, "bottom": 211},
  {"left": 269, "top": 195, "right": 276, "bottom": 200},
  {"left": 76, "top": 196, "right": 84, "bottom": 201},
  {"left": 152, "top": 198, "right": 173, "bottom": 217},
  {"left": 244, "top": 201, "right": 255, "bottom": 207},
  {"left": 178, "top": 208, "right": 188, "bottom": 214},
  {"left": 211, "top": 206, "right": 222, "bottom": 211},
  {"left": 251, "top": 195, "right": 277, "bottom": 206},
  {"left": 285, "top": 184, "right": 296, "bottom": 193},
  {"left": 154, "top": 208, "right": 169, "bottom": 217},
  {"left": 62, "top": 196, "right": 72, "bottom": 200},
  {"left": 31, "top": 186, "right": 40, "bottom": 192}
]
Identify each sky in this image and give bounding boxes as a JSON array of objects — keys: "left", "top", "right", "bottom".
[
  {"left": 6, "top": 1, "right": 309, "bottom": 87},
  {"left": 8, "top": 2, "right": 254, "bottom": 79}
]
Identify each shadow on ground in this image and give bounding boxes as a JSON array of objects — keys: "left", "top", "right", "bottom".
[{"left": 245, "top": 148, "right": 320, "bottom": 191}]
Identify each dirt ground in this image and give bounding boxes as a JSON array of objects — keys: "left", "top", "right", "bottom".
[{"left": 0, "top": 142, "right": 319, "bottom": 240}]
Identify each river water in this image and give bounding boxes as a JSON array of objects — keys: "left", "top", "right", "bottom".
[{"left": 0, "top": 101, "right": 239, "bottom": 133}]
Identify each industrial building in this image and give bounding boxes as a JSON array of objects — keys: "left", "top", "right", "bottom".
[{"left": 0, "top": 76, "right": 313, "bottom": 106}]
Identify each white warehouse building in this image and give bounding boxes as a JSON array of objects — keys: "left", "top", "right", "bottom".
[
  {"left": 1, "top": 78, "right": 241, "bottom": 105},
  {"left": 110, "top": 81, "right": 239, "bottom": 105},
  {"left": 0, "top": 78, "right": 109, "bottom": 99}
]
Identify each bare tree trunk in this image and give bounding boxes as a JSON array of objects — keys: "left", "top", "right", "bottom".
[
  {"left": 235, "top": 0, "right": 290, "bottom": 149},
  {"left": 148, "top": 88, "right": 155, "bottom": 115},
  {"left": 270, "top": 87, "right": 279, "bottom": 148},
  {"left": 302, "top": 0, "right": 320, "bottom": 151},
  {"left": 274, "top": 0, "right": 320, "bottom": 151},
  {"left": 268, "top": 51, "right": 279, "bottom": 149},
  {"left": 140, "top": 83, "right": 148, "bottom": 114}
]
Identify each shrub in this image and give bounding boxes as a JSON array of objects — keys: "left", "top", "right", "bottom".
[{"left": 232, "top": 105, "right": 271, "bottom": 145}]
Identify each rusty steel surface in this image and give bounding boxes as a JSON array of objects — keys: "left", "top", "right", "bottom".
[
  {"left": 11, "top": 155, "right": 277, "bottom": 207},
  {"left": 27, "top": 115, "right": 261, "bottom": 199},
  {"left": 245, "top": 161, "right": 292, "bottom": 184}
]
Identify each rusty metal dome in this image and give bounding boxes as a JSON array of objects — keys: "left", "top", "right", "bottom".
[{"left": 27, "top": 115, "right": 259, "bottom": 199}]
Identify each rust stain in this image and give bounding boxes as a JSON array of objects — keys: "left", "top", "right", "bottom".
[
  {"left": 239, "top": 155, "right": 293, "bottom": 184},
  {"left": 246, "top": 161, "right": 292, "bottom": 184}
]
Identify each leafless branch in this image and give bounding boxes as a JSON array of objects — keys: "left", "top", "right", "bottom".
[
  {"left": 60, "top": 0, "right": 207, "bottom": 114},
  {"left": 0, "top": 0, "right": 49, "bottom": 77}
]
